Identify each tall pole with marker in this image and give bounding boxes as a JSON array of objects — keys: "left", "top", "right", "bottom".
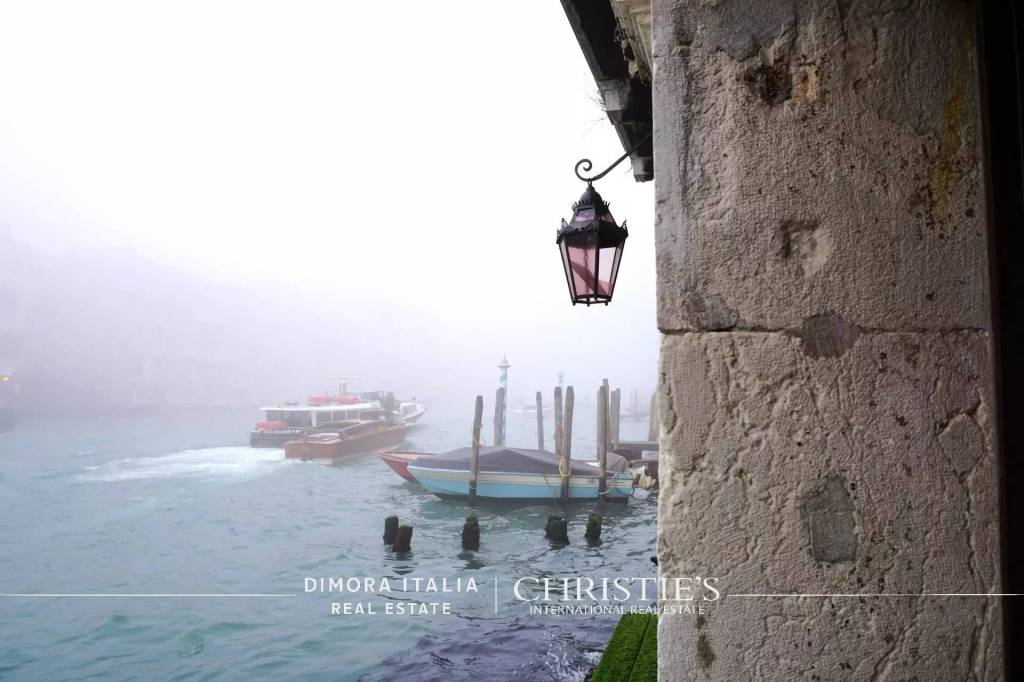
[{"left": 496, "top": 355, "right": 510, "bottom": 446}]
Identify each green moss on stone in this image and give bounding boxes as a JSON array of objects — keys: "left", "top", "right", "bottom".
[{"left": 591, "top": 613, "right": 657, "bottom": 682}]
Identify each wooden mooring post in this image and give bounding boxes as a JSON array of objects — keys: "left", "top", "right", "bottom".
[
  {"left": 560, "top": 386, "right": 574, "bottom": 505},
  {"left": 493, "top": 387, "right": 506, "bottom": 446},
  {"left": 383, "top": 515, "right": 399, "bottom": 545},
  {"left": 545, "top": 514, "right": 569, "bottom": 545},
  {"left": 393, "top": 524, "right": 413, "bottom": 552},
  {"left": 610, "top": 388, "right": 621, "bottom": 450},
  {"left": 648, "top": 392, "right": 657, "bottom": 442},
  {"left": 585, "top": 513, "right": 603, "bottom": 545},
  {"left": 597, "top": 382, "right": 609, "bottom": 500},
  {"left": 535, "top": 391, "right": 544, "bottom": 450},
  {"left": 470, "top": 395, "right": 483, "bottom": 507},
  {"left": 462, "top": 516, "right": 480, "bottom": 550},
  {"left": 554, "top": 386, "right": 563, "bottom": 457}
]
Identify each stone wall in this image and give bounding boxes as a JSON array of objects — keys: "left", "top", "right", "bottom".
[{"left": 652, "top": 1, "right": 1002, "bottom": 678}]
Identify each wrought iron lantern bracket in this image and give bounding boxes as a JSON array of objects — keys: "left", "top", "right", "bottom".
[{"left": 573, "top": 133, "right": 652, "bottom": 185}]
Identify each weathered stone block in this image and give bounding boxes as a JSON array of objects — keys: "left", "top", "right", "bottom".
[
  {"left": 652, "top": 0, "right": 989, "bottom": 333},
  {"left": 657, "top": 331, "right": 1001, "bottom": 680}
]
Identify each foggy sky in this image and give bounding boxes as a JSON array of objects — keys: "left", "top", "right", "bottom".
[{"left": 0, "top": 0, "right": 657, "bottom": 412}]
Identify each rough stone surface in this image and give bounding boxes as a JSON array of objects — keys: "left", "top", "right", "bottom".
[
  {"left": 652, "top": 0, "right": 1002, "bottom": 678},
  {"left": 657, "top": 333, "right": 1001, "bottom": 680},
  {"left": 653, "top": 0, "right": 989, "bottom": 333},
  {"left": 801, "top": 474, "right": 856, "bottom": 563}
]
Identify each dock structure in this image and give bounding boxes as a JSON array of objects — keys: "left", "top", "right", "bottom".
[
  {"left": 607, "top": 387, "right": 659, "bottom": 484},
  {"left": 612, "top": 440, "right": 659, "bottom": 459}
]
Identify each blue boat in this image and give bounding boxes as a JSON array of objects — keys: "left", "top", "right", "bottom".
[{"left": 406, "top": 446, "right": 635, "bottom": 501}]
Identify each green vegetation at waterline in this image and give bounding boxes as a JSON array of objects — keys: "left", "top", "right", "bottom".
[{"left": 591, "top": 613, "right": 657, "bottom": 682}]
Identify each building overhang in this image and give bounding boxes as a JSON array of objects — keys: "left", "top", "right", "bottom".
[{"left": 559, "top": 0, "right": 653, "bottom": 182}]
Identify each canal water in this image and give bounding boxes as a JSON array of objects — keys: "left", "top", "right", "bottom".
[{"left": 0, "top": 400, "right": 656, "bottom": 681}]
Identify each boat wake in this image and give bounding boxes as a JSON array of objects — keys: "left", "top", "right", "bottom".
[{"left": 78, "top": 446, "right": 289, "bottom": 482}]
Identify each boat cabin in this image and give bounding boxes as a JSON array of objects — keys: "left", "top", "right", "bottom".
[{"left": 261, "top": 401, "right": 384, "bottom": 428}]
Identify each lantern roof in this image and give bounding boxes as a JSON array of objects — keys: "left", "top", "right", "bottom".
[{"left": 557, "top": 184, "right": 629, "bottom": 244}]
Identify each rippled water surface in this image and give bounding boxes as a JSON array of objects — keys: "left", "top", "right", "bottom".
[{"left": 0, "top": 402, "right": 656, "bottom": 681}]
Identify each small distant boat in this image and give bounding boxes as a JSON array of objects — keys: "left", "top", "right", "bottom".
[
  {"left": 284, "top": 420, "right": 414, "bottom": 464},
  {"left": 398, "top": 402, "right": 428, "bottom": 423},
  {"left": 407, "top": 447, "right": 635, "bottom": 501},
  {"left": 378, "top": 450, "right": 435, "bottom": 481}
]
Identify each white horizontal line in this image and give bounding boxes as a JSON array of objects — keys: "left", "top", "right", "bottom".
[
  {"left": 0, "top": 589, "right": 299, "bottom": 593},
  {"left": 724, "top": 589, "right": 1019, "bottom": 593}
]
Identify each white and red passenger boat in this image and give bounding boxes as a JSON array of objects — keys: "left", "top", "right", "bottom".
[{"left": 249, "top": 393, "right": 425, "bottom": 448}]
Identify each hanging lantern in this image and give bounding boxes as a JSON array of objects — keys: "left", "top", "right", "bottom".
[
  {"left": 557, "top": 184, "right": 627, "bottom": 305},
  {"left": 555, "top": 134, "right": 647, "bottom": 307}
]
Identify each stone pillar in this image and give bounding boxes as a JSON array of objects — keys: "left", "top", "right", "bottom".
[{"left": 652, "top": 1, "right": 1002, "bottom": 679}]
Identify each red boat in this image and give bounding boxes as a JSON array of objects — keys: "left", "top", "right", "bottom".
[
  {"left": 378, "top": 450, "right": 435, "bottom": 481},
  {"left": 284, "top": 421, "right": 413, "bottom": 463}
]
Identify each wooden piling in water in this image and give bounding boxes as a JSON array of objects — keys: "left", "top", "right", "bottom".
[
  {"left": 535, "top": 391, "right": 544, "bottom": 451},
  {"left": 545, "top": 514, "right": 569, "bottom": 545},
  {"left": 383, "top": 516, "right": 399, "bottom": 545},
  {"left": 393, "top": 524, "right": 413, "bottom": 552},
  {"left": 470, "top": 395, "right": 483, "bottom": 507},
  {"left": 462, "top": 516, "right": 480, "bottom": 550},
  {"left": 648, "top": 392, "right": 657, "bottom": 442},
  {"left": 493, "top": 387, "right": 506, "bottom": 447},
  {"left": 610, "top": 388, "right": 621, "bottom": 450},
  {"left": 585, "top": 513, "right": 603, "bottom": 545},
  {"left": 597, "top": 383, "right": 609, "bottom": 499},
  {"left": 560, "top": 386, "right": 575, "bottom": 505},
  {"left": 554, "top": 386, "right": 563, "bottom": 457}
]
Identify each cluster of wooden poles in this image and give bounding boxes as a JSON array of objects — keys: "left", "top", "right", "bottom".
[
  {"left": 381, "top": 512, "right": 603, "bottom": 553},
  {"left": 379, "top": 380, "right": 657, "bottom": 554},
  {"left": 468, "top": 379, "right": 657, "bottom": 506}
]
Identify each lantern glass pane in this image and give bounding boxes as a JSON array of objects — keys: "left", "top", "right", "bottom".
[
  {"left": 607, "top": 244, "right": 623, "bottom": 297},
  {"left": 573, "top": 207, "right": 595, "bottom": 224},
  {"left": 565, "top": 232, "right": 598, "bottom": 298},
  {"left": 559, "top": 240, "right": 576, "bottom": 299},
  {"left": 597, "top": 245, "right": 619, "bottom": 297}
]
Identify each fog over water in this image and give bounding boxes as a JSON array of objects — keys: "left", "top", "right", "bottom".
[{"left": 0, "top": 0, "right": 657, "bottom": 413}]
